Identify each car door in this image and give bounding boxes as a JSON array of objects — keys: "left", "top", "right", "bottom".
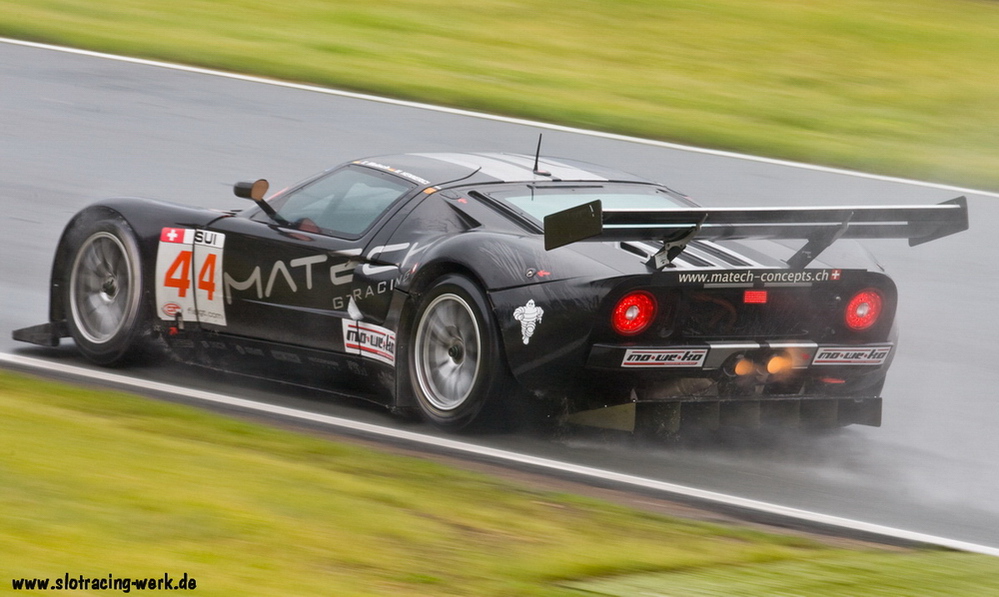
[{"left": 196, "top": 164, "right": 417, "bottom": 353}]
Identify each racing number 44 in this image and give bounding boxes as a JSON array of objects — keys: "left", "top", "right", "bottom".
[{"left": 162, "top": 250, "right": 218, "bottom": 300}]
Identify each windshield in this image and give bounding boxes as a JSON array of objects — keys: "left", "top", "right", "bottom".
[
  {"left": 265, "top": 165, "right": 415, "bottom": 237},
  {"left": 485, "top": 184, "right": 690, "bottom": 222}
]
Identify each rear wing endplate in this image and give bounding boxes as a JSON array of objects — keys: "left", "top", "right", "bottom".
[{"left": 543, "top": 196, "right": 969, "bottom": 268}]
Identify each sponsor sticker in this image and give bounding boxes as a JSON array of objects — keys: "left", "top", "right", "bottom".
[
  {"left": 342, "top": 320, "right": 397, "bottom": 366},
  {"left": 161, "top": 302, "right": 182, "bottom": 318},
  {"left": 812, "top": 345, "right": 892, "bottom": 366},
  {"left": 622, "top": 348, "right": 708, "bottom": 368},
  {"left": 674, "top": 269, "right": 849, "bottom": 287},
  {"left": 513, "top": 299, "right": 544, "bottom": 345},
  {"left": 352, "top": 160, "right": 430, "bottom": 186}
]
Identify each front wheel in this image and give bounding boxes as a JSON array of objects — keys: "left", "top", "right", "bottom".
[
  {"left": 409, "top": 274, "right": 504, "bottom": 430},
  {"left": 63, "top": 217, "right": 146, "bottom": 365}
]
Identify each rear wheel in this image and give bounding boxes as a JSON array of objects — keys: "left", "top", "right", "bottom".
[
  {"left": 64, "top": 217, "right": 146, "bottom": 365},
  {"left": 409, "top": 274, "right": 503, "bottom": 430}
]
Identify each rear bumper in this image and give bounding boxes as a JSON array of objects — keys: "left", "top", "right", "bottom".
[
  {"left": 587, "top": 341, "right": 893, "bottom": 371},
  {"left": 566, "top": 340, "right": 890, "bottom": 433}
]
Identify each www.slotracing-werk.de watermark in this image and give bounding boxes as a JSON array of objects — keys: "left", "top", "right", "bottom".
[{"left": 12, "top": 572, "right": 197, "bottom": 592}]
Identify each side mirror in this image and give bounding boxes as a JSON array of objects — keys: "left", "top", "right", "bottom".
[
  {"left": 233, "top": 179, "right": 270, "bottom": 201},
  {"left": 233, "top": 179, "right": 288, "bottom": 225}
]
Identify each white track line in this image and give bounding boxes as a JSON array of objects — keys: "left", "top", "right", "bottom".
[
  {"left": 4, "top": 36, "right": 998, "bottom": 200},
  {"left": 2, "top": 352, "right": 997, "bottom": 558}
]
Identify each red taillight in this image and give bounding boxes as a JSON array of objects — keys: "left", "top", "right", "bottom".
[
  {"left": 743, "top": 289, "right": 768, "bottom": 304},
  {"left": 844, "top": 288, "right": 883, "bottom": 331},
  {"left": 612, "top": 291, "right": 657, "bottom": 335}
]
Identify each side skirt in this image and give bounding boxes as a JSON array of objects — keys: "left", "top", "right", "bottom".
[{"left": 159, "top": 330, "right": 396, "bottom": 407}]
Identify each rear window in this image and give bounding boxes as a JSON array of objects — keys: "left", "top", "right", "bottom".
[{"left": 485, "top": 184, "right": 689, "bottom": 222}]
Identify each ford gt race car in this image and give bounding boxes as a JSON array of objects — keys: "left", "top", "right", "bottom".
[{"left": 13, "top": 152, "right": 968, "bottom": 436}]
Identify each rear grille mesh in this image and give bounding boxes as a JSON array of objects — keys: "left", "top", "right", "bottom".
[{"left": 676, "top": 288, "right": 831, "bottom": 340}]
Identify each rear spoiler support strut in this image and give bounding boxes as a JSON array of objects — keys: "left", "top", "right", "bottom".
[{"left": 786, "top": 211, "right": 853, "bottom": 269}]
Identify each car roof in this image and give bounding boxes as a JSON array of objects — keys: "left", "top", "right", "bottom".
[{"left": 353, "top": 152, "right": 652, "bottom": 187}]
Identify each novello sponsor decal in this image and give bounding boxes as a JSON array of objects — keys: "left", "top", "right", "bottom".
[
  {"left": 342, "top": 320, "right": 397, "bottom": 366},
  {"left": 622, "top": 348, "right": 708, "bottom": 368},
  {"left": 812, "top": 345, "right": 892, "bottom": 366}
]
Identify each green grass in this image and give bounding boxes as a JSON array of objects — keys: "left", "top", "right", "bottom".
[
  {"left": 2, "top": 0, "right": 999, "bottom": 189},
  {"left": 2, "top": 369, "right": 998, "bottom": 595}
]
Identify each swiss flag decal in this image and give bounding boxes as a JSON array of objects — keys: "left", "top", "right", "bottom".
[{"left": 160, "top": 228, "right": 186, "bottom": 243}]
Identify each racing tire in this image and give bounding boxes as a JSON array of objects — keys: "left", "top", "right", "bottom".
[
  {"left": 409, "top": 274, "right": 504, "bottom": 430},
  {"left": 63, "top": 217, "right": 147, "bottom": 366}
]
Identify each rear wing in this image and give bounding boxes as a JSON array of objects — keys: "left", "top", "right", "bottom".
[{"left": 543, "top": 196, "right": 968, "bottom": 269}]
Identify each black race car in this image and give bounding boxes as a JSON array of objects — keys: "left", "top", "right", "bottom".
[{"left": 13, "top": 152, "right": 968, "bottom": 435}]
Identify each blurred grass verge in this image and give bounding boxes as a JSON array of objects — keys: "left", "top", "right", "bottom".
[
  {"left": 1, "top": 0, "right": 997, "bottom": 189},
  {"left": 2, "top": 369, "right": 998, "bottom": 596}
]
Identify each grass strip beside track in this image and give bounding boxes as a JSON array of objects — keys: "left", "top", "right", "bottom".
[
  {"left": 2, "top": 0, "right": 998, "bottom": 190},
  {"left": 2, "top": 369, "right": 999, "bottom": 596}
]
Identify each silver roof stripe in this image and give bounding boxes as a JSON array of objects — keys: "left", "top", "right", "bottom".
[
  {"left": 677, "top": 244, "right": 733, "bottom": 269},
  {"left": 512, "top": 155, "right": 610, "bottom": 182},
  {"left": 616, "top": 241, "right": 734, "bottom": 270},
  {"left": 694, "top": 240, "right": 766, "bottom": 268},
  {"left": 413, "top": 152, "right": 537, "bottom": 182},
  {"left": 416, "top": 152, "right": 610, "bottom": 183}
]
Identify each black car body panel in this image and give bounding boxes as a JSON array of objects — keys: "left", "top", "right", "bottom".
[{"left": 14, "top": 152, "right": 969, "bottom": 434}]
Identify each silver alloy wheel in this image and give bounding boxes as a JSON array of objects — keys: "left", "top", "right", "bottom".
[
  {"left": 413, "top": 292, "right": 483, "bottom": 411},
  {"left": 68, "top": 231, "right": 136, "bottom": 345}
]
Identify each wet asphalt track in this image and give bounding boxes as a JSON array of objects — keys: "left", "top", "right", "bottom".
[{"left": 3, "top": 40, "right": 999, "bottom": 551}]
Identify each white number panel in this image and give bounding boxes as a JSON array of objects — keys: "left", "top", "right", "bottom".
[{"left": 155, "top": 228, "right": 227, "bottom": 326}]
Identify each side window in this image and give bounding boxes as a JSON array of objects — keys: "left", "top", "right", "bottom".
[{"left": 271, "top": 166, "right": 414, "bottom": 238}]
